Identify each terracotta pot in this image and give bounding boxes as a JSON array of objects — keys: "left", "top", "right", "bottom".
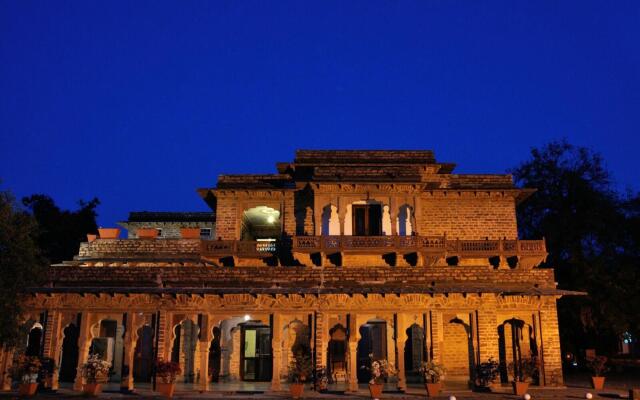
[
  {"left": 157, "top": 382, "right": 176, "bottom": 397},
  {"left": 369, "top": 383, "right": 383, "bottom": 399},
  {"left": 98, "top": 228, "right": 120, "bottom": 239},
  {"left": 289, "top": 383, "right": 304, "bottom": 399},
  {"left": 86, "top": 234, "right": 97, "bottom": 243},
  {"left": 512, "top": 381, "right": 529, "bottom": 396},
  {"left": 180, "top": 228, "right": 201, "bottom": 239},
  {"left": 137, "top": 228, "right": 159, "bottom": 239},
  {"left": 592, "top": 376, "right": 606, "bottom": 390},
  {"left": 82, "top": 383, "right": 102, "bottom": 396},
  {"left": 425, "top": 382, "right": 442, "bottom": 397},
  {"left": 18, "top": 382, "right": 38, "bottom": 396}
]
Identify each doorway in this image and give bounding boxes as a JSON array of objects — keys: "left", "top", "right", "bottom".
[
  {"left": 357, "top": 321, "right": 387, "bottom": 383},
  {"left": 352, "top": 204, "right": 382, "bottom": 236},
  {"left": 240, "top": 324, "right": 272, "bottom": 381}
]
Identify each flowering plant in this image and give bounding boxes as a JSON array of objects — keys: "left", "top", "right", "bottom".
[
  {"left": 474, "top": 357, "right": 499, "bottom": 387},
  {"left": 11, "top": 355, "right": 41, "bottom": 383},
  {"left": 507, "top": 356, "right": 539, "bottom": 383},
  {"left": 287, "top": 353, "right": 313, "bottom": 383},
  {"left": 155, "top": 359, "right": 181, "bottom": 384},
  {"left": 419, "top": 361, "right": 446, "bottom": 383},
  {"left": 80, "top": 354, "right": 111, "bottom": 384},
  {"left": 362, "top": 354, "right": 396, "bottom": 385},
  {"left": 586, "top": 355, "right": 608, "bottom": 377}
]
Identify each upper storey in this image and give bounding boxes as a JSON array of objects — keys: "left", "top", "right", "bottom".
[{"left": 196, "top": 150, "right": 543, "bottom": 268}]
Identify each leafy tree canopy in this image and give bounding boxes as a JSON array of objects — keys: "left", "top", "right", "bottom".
[
  {"left": 22, "top": 194, "right": 99, "bottom": 264},
  {"left": 0, "top": 191, "right": 47, "bottom": 347},
  {"left": 511, "top": 140, "right": 639, "bottom": 354}
]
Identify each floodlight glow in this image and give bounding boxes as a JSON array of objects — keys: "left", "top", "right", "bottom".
[{"left": 244, "top": 314, "right": 251, "bottom": 321}]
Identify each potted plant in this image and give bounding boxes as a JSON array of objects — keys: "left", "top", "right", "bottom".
[
  {"left": 362, "top": 354, "right": 396, "bottom": 399},
  {"left": 287, "top": 353, "right": 312, "bottom": 399},
  {"left": 39, "top": 357, "right": 57, "bottom": 390},
  {"left": 155, "top": 359, "right": 181, "bottom": 397},
  {"left": 80, "top": 354, "right": 111, "bottom": 396},
  {"left": 507, "top": 356, "right": 538, "bottom": 396},
  {"left": 474, "top": 357, "right": 500, "bottom": 392},
  {"left": 586, "top": 355, "right": 608, "bottom": 390},
  {"left": 98, "top": 228, "right": 120, "bottom": 239},
  {"left": 180, "top": 228, "right": 201, "bottom": 239},
  {"left": 11, "top": 355, "right": 41, "bottom": 396},
  {"left": 137, "top": 228, "right": 159, "bottom": 239},
  {"left": 419, "top": 361, "right": 445, "bottom": 397}
]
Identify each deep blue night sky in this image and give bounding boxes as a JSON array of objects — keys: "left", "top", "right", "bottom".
[{"left": 1, "top": 1, "right": 638, "bottom": 227}]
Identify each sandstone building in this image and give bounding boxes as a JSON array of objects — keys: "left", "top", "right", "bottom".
[{"left": 1, "top": 150, "right": 577, "bottom": 393}]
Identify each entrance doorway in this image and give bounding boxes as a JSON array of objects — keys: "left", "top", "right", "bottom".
[
  {"left": 133, "top": 326, "right": 154, "bottom": 382},
  {"left": 404, "top": 324, "right": 426, "bottom": 383},
  {"left": 240, "top": 324, "right": 272, "bottom": 381},
  {"left": 327, "top": 324, "right": 347, "bottom": 383},
  {"left": 357, "top": 321, "right": 387, "bottom": 383},
  {"left": 352, "top": 204, "right": 382, "bottom": 236},
  {"left": 59, "top": 324, "right": 79, "bottom": 382}
]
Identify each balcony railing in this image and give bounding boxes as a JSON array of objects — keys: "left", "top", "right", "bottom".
[
  {"left": 201, "top": 236, "right": 546, "bottom": 259},
  {"left": 292, "top": 235, "right": 546, "bottom": 257},
  {"left": 201, "top": 240, "right": 277, "bottom": 258}
]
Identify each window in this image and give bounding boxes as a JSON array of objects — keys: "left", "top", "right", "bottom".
[
  {"left": 352, "top": 204, "right": 382, "bottom": 236},
  {"left": 156, "top": 228, "right": 163, "bottom": 237},
  {"left": 200, "top": 228, "right": 212, "bottom": 239}
]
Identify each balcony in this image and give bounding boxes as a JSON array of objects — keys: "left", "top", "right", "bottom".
[{"left": 292, "top": 235, "right": 547, "bottom": 268}]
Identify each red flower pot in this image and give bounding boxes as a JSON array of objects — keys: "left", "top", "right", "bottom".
[
  {"left": 98, "top": 228, "right": 120, "bottom": 239},
  {"left": 156, "top": 382, "right": 176, "bottom": 397},
  {"left": 289, "top": 383, "right": 304, "bottom": 398},
  {"left": 137, "top": 228, "right": 158, "bottom": 239},
  {"left": 369, "top": 383, "right": 383, "bottom": 399},
  {"left": 425, "top": 382, "right": 442, "bottom": 397},
  {"left": 512, "top": 381, "right": 529, "bottom": 396},
  {"left": 82, "top": 383, "right": 102, "bottom": 396},
  {"left": 180, "top": 228, "right": 201, "bottom": 239},
  {"left": 592, "top": 376, "right": 605, "bottom": 390},
  {"left": 18, "top": 383, "right": 37, "bottom": 397}
]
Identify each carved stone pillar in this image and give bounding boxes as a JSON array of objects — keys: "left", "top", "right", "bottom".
[
  {"left": 73, "top": 313, "right": 92, "bottom": 391},
  {"left": 122, "top": 316, "right": 136, "bottom": 391},
  {"left": 271, "top": 313, "right": 283, "bottom": 391},
  {"left": 390, "top": 197, "right": 398, "bottom": 236},
  {"left": 338, "top": 199, "right": 347, "bottom": 236},
  {"left": 395, "top": 313, "right": 407, "bottom": 391},
  {"left": 43, "top": 311, "right": 62, "bottom": 390},
  {"left": 347, "top": 315, "right": 359, "bottom": 392},
  {"left": 199, "top": 315, "right": 212, "bottom": 392}
]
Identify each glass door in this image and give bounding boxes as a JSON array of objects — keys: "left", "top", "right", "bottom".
[{"left": 241, "top": 325, "right": 272, "bottom": 381}]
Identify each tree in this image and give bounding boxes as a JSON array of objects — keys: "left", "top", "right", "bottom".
[
  {"left": 0, "top": 191, "right": 47, "bottom": 347},
  {"left": 511, "top": 139, "right": 640, "bottom": 355},
  {"left": 22, "top": 195, "right": 99, "bottom": 264}
]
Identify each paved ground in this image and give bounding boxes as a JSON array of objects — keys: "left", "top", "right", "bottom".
[{"left": 1, "top": 371, "right": 638, "bottom": 399}]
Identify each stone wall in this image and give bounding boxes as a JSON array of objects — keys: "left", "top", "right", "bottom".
[
  {"left": 419, "top": 195, "right": 518, "bottom": 239},
  {"left": 120, "top": 221, "right": 215, "bottom": 239}
]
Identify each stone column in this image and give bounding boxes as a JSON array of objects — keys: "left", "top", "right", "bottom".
[
  {"left": 73, "top": 312, "right": 92, "bottom": 391},
  {"left": 199, "top": 315, "right": 212, "bottom": 392},
  {"left": 430, "top": 311, "right": 444, "bottom": 365},
  {"left": 390, "top": 197, "right": 398, "bottom": 236},
  {"left": 271, "top": 313, "right": 283, "bottom": 391},
  {"left": 476, "top": 303, "right": 500, "bottom": 363},
  {"left": 338, "top": 199, "right": 347, "bottom": 236},
  {"left": 539, "top": 299, "right": 563, "bottom": 386},
  {"left": 122, "top": 315, "right": 136, "bottom": 391},
  {"left": 43, "top": 311, "right": 62, "bottom": 390},
  {"left": 347, "top": 315, "right": 359, "bottom": 392},
  {"left": 395, "top": 313, "right": 407, "bottom": 391}
]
